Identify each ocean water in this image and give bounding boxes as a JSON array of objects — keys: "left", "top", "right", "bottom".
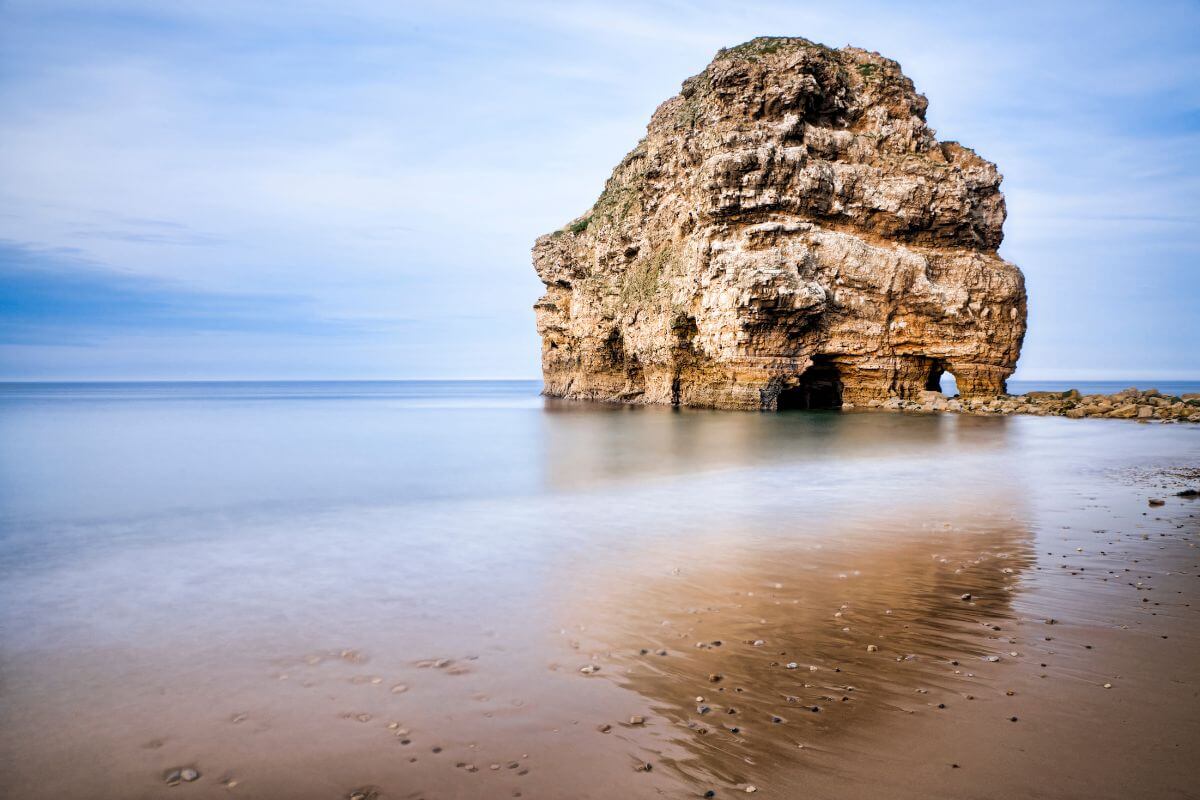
[{"left": 0, "top": 380, "right": 1197, "bottom": 799}]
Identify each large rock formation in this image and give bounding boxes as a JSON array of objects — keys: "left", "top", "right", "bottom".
[{"left": 532, "top": 37, "right": 1027, "bottom": 410}]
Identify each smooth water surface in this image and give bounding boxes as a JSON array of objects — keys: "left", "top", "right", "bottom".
[{"left": 1, "top": 381, "right": 1197, "bottom": 799}]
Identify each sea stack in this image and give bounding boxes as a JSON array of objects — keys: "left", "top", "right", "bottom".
[{"left": 532, "top": 37, "right": 1026, "bottom": 410}]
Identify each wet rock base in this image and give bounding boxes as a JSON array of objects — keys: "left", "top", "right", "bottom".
[{"left": 860, "top": 388, "right": 1200, "bottom": 423}]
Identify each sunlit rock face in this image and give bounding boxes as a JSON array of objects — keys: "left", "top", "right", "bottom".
[{"left": 532, "top": 36, "right": 1026, "bottom": 410}]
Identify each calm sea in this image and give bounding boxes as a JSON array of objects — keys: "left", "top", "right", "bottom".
[{"left": 0, "top": 380, "right": 1197, "bottom": 798}]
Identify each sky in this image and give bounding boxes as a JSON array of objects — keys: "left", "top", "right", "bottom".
[{"left": 0, "top": 0, "right": 1197, "bottom": 381}]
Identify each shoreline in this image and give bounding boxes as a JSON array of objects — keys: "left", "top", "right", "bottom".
[{"left": 1, "top": 390, "right": 1197, "bottom": 799}]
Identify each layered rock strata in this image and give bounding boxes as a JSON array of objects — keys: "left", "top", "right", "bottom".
[{"left": 533, "top": 36, "right": 1026, "bottom": 410}]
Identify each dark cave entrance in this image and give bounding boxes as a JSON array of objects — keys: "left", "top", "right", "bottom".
[{"left": 778, "top": 357, "right": 843, "bottom": 410}]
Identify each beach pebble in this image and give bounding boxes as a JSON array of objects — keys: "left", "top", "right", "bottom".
[
  {"left": 866, "top": 645, "right": 878, "bottom": 652},
  {"left": 164, "top": 768, "right": 200, "bottom": 786},
  {"left": 960, "top": 593, "right": 972, "bottom": 601},
  {"left": 597, "top": 723, "right": 612, "bottom": 733},
  {"left": 629, "top": 715, "right": 646, "bottom": 725},
  {"left": 1148, "top": 498, "right": 1165, "bottom": 506},
  {"left": 580, "top": 664, "right": 600, "bottom": 674},
  {"left": 1103, "top": 682, "right": 1113, "bottom": 689}
]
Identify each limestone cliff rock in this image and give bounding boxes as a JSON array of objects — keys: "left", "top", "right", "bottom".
[{"left": 532, "top": 36, "right": 1026, "bottom": 410}]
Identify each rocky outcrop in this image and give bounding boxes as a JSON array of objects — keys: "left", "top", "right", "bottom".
[
  {"left": 894, "top": 388, "right": 1200, "bottom": 423},
  {"left": 533, "top": 36, "right": 1026, "bottom": 410}
]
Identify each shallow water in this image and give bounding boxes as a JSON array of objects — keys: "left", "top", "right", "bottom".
[{"left": 1, "top": 381, "right": 1198, "bottom": 799}]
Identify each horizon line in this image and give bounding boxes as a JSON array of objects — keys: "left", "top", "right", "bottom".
[{"left": 1, "top": 376, "right": 1198, "bottom": 385}]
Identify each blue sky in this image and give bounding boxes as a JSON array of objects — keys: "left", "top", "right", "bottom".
[{"left": 1, "top": 1, "right": 1197, "bottom": 381}]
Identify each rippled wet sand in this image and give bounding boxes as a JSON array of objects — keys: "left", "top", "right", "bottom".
[{"left": 0, "top": 386, "right": 1197, "bottom": 799}]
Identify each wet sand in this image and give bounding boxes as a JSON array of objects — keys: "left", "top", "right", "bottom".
[{"left": 0, "top": 387, "right": 1198, "bottom": 799}]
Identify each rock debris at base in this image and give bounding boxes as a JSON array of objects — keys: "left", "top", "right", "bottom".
[{"left": 876, "top": 387, "right": 1200, "bottom": 422}]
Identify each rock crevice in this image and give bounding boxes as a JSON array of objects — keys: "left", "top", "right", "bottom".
[{"left": 533, "top": 37, "right": 1026, "bottom": 410}]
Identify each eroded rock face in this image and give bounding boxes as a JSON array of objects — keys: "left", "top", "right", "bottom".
[{"left": 533, "top": 37, "right": 1027, "bottom": 410}]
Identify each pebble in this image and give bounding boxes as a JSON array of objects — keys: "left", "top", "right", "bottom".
[
  {"left": 866, "top": 645, "right": 878, "bottom": 653},
  {"left": 597, "top": 723, "right": 612, "bottom": 733},
  {"left": 1103, "top": 683, "right": 1113, "bottom": 689},
  {"left": 580, "top": 664, "right": 600, "bottom": 674},
  {"left": 164, "top": 768, "right": 200, "bottom": 786},
  {"left": 960, "top": 593, "right": 972, "bottom": 601},
  {"left": 629, "top": 715, "right": 646, "bottom": 725}
]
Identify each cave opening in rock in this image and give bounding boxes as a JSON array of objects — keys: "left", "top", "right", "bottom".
[
  {"left": 925, "top": 360, "right": 958, "bottom": 396},
  {"left": 778, "top": 357, "right": 843, "bottom": 410}
]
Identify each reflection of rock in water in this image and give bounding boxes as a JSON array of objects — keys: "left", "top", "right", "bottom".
[
  {"left": 556, "top": 494, "right": 1035, "bottom": 792},
  {"left": 538, "top": 404, "right": 1015, "bottom": 492}
]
